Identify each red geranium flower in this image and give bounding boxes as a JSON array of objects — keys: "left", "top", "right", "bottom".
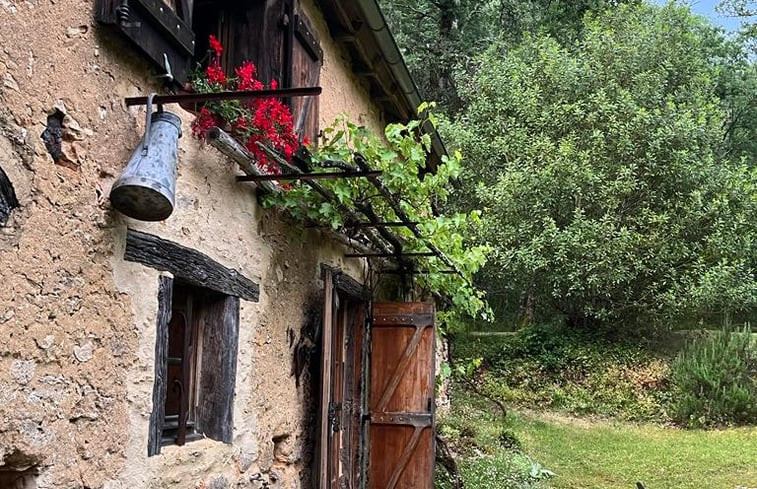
[
  {"left": 206, "top": 61, "right": 227, "bottom": 86},
  {"left": 209, "top": 35, "right": 223, "bottom": 57},
  {"left": 191, "top": 35, "right": 300, "bottom": 176}
]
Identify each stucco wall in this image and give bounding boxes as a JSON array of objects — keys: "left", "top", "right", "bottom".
[{"left": 0, "top": 1, "right": 381, "bottom": 487}]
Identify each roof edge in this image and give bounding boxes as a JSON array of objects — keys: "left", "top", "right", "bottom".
[{"left": 315, "top": 0, "right": 448, "bottom": 167}]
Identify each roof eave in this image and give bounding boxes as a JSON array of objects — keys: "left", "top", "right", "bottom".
[{"left": 315, "top": 0, "right": 448, "bottom": 169}]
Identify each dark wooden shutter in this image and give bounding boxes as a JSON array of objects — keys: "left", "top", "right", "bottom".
[
  {"left": 197, "top": 0, "right": 288, "bottom": 87},
  {"left": 368, "top": 303, "right": 436, "bottom": 489},
  {"left": 200, "top": 1, "right": 320, "bottom": 143},
  {"left": 96, "top": 0, "right": 195, "bottom": 84},
  {"left": 289, "top": 10, "right": 322, "bottom": 143},
  {"left": 148, "top": 275, "right": 173, "bottom": 457},
  {"left": 197, "top": 294, "right": 240, "bottom": 443}
]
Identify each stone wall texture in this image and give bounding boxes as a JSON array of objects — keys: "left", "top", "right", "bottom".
[{"left": 0, "top": 0, "right": 381, "bottom": 487}]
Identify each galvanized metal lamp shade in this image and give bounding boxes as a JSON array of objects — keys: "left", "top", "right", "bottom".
[{"left": 110, "top": 94, "right": 182, "bottom": 221}]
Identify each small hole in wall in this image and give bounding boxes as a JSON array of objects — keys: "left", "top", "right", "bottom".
[
  {"left": 0, "top": 450, "right": 40, "bottom": 489},
  {"left": 0, "top": 165, "right": 19, "bottom": 226},
  {"left": 272, "top": 433, "right": 291, "bottom": 462},
  {"left": 40, "top": 109, "right": 64, "bottom": 163}
]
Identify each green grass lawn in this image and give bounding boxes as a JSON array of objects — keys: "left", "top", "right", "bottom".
[
  {"left": 440, "top": 397, "right": 757, "bottom": 489},
  {"left": 510, "top": 411, "right": 757, "bottom": 489}
]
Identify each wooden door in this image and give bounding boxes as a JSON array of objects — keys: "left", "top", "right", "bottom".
[
  {"left": 368, "top": 303, "right": 436, "bottom": 489},
  {"left": 319, "top": 270, "right": 368, "bottom": 489}
]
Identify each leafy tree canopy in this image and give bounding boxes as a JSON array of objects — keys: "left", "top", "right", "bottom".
[
  {"left": 447, "top": 3, "right": 757, "bottom": 330},
  {"left": 380, "top": 0, "right": 638, "bottom": 112}
]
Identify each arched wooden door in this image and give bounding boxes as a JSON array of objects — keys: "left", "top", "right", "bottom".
[{"left": 367, "top": 302, "right": 435, "bottom": 489}]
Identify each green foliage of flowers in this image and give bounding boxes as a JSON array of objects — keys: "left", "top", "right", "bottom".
[
  {"left": 261, "top": 107, "right": 490, "bottom": 323},
  {"left": 671, "top": 324, "right": 757, "bottom": 427}
]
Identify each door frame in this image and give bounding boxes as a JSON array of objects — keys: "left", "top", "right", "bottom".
[{"left": 318, "top": 265, "right": 371, "bottom": 489}]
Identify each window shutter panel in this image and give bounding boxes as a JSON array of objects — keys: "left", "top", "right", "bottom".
[
  {"left": 148, "top": 275, "right": 173, "bottom": 457},
  {"left": 201, "top": 0, "right": 287, "bottom": 86},
  {"left": 290, "top": 10, "right": 322, "bottom": 143},
  {"left": 197, "top": 295, "right": 240, "bottom": 443},
  {"left": 96, "top": 0, "right": 196, "bottom": 84}
]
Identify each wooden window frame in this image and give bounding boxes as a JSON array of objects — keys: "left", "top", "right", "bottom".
[
  {"left": 318, "top": 265, "right": 371, "bottom": 489},
  {"left": 123, "top": 229, "right": 256, "bottom": 456},
  {"left": 162, "top": 283, "right": 204, "bottom": 447}
]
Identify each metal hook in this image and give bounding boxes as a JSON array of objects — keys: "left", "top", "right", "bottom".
[{"left": 143, "top": 92, "right": 157, "bottom": 155}]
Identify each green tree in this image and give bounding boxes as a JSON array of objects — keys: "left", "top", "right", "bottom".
[
  {"left": 717, "top": 0, "right": 756, "bottom": 45},
  {"left": 379, "top": 0, "right": 637, "bottom": 113},
  {"left": 449, "top": 3, "right": 757, "bottom": 330}
]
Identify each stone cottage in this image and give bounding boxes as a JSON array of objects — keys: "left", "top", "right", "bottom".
[{"left": 0, "top": 1, "right": 442, "bottom": 488}]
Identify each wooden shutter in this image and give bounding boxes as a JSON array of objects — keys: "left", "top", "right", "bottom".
[
  {"left": 201, "top": 1, "right": 320, "bottom": 143},
  {"left": 368, "top": 303, "right": 436, "bottom": 489},
  {"left": 197, "top": 294, "right": 240, "bottom": 443},
  {"left": 148, "top": 275, "right": 173, "bottom": 457},
  {"left": 197, "top": 0, "right": 288, "bottom": 87},
  {"left": 289, "top": 10, "right": 322, "bottom": 143},
  {"left": 96, "top": 0, "right": 195, "bottom": 84}
]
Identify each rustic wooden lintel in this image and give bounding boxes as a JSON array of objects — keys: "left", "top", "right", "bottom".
[
  {"left": 320, "top": 263, "right": 370, "bottom": 300},
  {"left": 124, "top": 228, "right": 259, "bottom": 302}
]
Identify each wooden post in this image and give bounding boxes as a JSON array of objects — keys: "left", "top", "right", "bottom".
[{"left": 319, "top": 271, "right": 335, "bottom": 488}]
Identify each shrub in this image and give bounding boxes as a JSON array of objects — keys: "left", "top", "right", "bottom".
[
  {"left": 454, "top": 324, "right": 673, "bottom": 421},
  {"left": 671, "top": 325, "right": 757, "bottom": 427}
]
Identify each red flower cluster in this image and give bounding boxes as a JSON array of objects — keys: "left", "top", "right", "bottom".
[
  {"left": 209, "top": 35, "right": 223, "bottom": 57},
  {"left": 190, "top": 36, "right": 300, "bottom": 174}
]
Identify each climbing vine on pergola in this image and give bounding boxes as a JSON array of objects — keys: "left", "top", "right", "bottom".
[{"left": 208, "top": 106, "right": 490, "bottom": 326}]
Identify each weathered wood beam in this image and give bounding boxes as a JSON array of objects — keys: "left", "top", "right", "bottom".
[
  {"left": 307, "top": 221, "right": 418, "bottom": 229},
  {"left": 379, "top": 269, "right": 458, "bottom": 275},
  {"left": 205, "top": 128, "right": 384, "bottom": 256},
  {"left": 206, "top": 127, "right": 279, "bottom": 194},
  {"left": 320, "top": 263, "right": 370, "bottom": 300},
  {"left": 236, "top": 170, "right": 381, "bottom": 182},
  {"left": 124, "top": 228, "right": 260, "bottom": 302},
  {"left": 345, "top": 252, "right": 435, "bottom": 258}
]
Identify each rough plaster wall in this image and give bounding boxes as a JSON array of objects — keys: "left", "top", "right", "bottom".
[
  {"left": 0, "top": 1, "right": 147, "bottom": 487},
  {"left": 0, "top": 0, "right": 376, "bottom": 488}
]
